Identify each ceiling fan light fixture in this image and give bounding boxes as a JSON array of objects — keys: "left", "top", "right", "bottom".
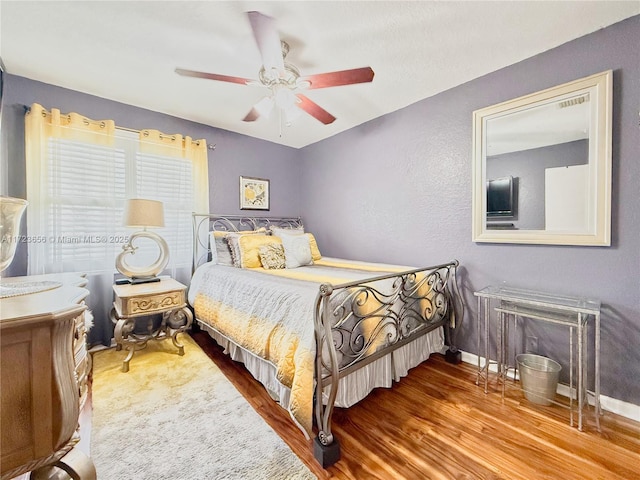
[
  {"left": 267, "top": 85, "right": 302, "bottom": 127},
  {"left": 284, "top": 103, "right": 303, "bottom": 127},
  {"left": 274, "top": 85, "right": 297, "bottom": 110}
]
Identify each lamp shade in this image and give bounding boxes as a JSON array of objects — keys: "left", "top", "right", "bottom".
[{"left": 123, "top": 199, "right": 164, "bottom": 228}]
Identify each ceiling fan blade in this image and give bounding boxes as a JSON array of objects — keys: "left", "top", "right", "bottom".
[
  {"left": 175, "top": 68, "right": 253, "bottom": 85},
  {"left": 247, "top": 11, "right": 285, "bottom": 73},
  {"left": 296, "top": 94, "right": 336, "bottom": 124},
  {"left": 301, "top": 67, "right": 374, "bottom": 90}
]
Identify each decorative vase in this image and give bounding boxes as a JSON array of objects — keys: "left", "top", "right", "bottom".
[{"left": 0, "top": 197, "right": 28, "bottom": 272}]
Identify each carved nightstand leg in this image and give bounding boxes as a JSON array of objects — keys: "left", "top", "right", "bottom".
[
  {"left": 173, "top": 334, "right": 185, "bottom": 356},
  {"left": 122, "top": 347, "right": 135, "bottom": 373},
  {"left": 110, "top": 308, "right": 123, "bottom": 351},
  {"left": 168, "top": 307, "right": 193, "bottom": 356},
  {"left": 112, "top": 315, "right": 137, "bottom": 372}
]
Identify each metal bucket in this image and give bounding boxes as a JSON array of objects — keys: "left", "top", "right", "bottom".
[{"left": 516, "top": 354, "right": 561, "bottom": 406}]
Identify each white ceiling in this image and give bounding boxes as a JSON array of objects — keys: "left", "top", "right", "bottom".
[{"left": 1, "top": 1, "right": 638, "bottom": 149}]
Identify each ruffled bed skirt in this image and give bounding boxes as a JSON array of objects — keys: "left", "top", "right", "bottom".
[{"left": 197, "top": 321, "right": 445, "bottom": 409}]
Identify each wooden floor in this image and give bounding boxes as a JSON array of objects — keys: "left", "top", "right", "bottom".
[{"left": 191, "top": 330, "right": 640, "bottom": 480}]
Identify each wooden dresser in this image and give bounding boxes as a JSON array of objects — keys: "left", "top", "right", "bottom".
[{"left": 0, "top": 273, "right": 96, "bottom": 480}]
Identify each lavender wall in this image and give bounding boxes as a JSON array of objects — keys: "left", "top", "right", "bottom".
[
  {"left": 1, "top": 75, "right": 301, "bottom": 276},
  {"left": 299, "top": 16, "right": 640, "bottom": 405}
]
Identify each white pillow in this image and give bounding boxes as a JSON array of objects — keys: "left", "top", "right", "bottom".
[
  {"left": 270, "top": 225, "right": 304, "bottom": 236},
  {"left": 279, "top": 231, "right": 313, "bottom": 268}
]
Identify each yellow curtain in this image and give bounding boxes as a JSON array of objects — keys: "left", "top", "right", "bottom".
[
  {"left": 25, "top": 103, "right": 116, "bottom": 273},
  {"left": 139, "top": 129, "right": 209, "bottom": 214}
]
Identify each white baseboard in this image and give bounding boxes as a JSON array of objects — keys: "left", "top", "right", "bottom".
[
  {"left": 459, "top": 351, "right": 640, "bottom": 423},
  {"left": 598, "top": 394, "right": 640, "bottom": 422}
]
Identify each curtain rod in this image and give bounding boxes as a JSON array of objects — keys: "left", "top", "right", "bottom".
[
  {"left": 117, "top": 125, "right": 216, "bottom": 150},
  {"left": 24, "top": 105, "right": 216, "bottom": 150}
]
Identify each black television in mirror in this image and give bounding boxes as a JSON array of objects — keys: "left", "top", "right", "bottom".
[{"left": 487, "top": 176, "right": 515, "bottom": 218}]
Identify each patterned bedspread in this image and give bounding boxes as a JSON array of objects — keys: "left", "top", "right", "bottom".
[{"left": 188, "top": 257, "right": 421, "bottom": 438}]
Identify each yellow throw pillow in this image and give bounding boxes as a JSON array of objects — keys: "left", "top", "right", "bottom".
[
  {"left": 221, "top": 228, "right": 268, "bottom": 267},
  {"left": 306, "top": 233, "right": 322, "bottom": 261},
  {"left": 237, "top": 234, "right": 283, "bottom": 269},
  {"left": 211, "top": 227, "right": 267, "bottom": 266}
]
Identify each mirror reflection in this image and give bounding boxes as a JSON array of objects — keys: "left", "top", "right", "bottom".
[
  {"left": 472, "top": 70, "right": 612, "bottom": 246},
  {"left": 486, "top": 93, "right": 590, "bottom": 231}
]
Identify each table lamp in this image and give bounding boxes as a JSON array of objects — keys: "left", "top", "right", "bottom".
[{"left": 115, "top": 198, "right": 169, "bottom": 284}]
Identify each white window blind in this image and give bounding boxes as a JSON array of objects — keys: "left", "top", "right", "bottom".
[
  {"left": 43, "top": 131, "right": 194, "bottom": 274},
  {"left": 136, "top": 149, "right": 193, "bottom": 267}
]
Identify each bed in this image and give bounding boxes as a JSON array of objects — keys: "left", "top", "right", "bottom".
[{"left": 188, "top": 214, "right": 463, "bottom": 467}]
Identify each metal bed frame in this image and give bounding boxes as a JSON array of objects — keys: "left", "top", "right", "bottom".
[{"left": 192, "top": 213, "right": 464, "bottom": 467}]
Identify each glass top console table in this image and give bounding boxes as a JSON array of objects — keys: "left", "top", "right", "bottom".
[{"left": 474, "top": 286, "right": 601, "bottom": 431}]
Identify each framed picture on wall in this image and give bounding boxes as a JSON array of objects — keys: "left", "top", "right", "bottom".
[{"left": 239, "top": 176, "right": 270, "bottom": 210}]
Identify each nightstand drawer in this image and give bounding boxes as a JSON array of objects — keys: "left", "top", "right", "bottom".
[
  {"left": 118, "top": 290, "right": 185, "bottom": 316},
  {"left": 112, "top": 278, "right": 187, "bottom": 318}
]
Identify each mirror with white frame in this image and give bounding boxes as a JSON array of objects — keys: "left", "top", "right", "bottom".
[{"left": 472, "top": 70, "right": 612, "bottom": 246}]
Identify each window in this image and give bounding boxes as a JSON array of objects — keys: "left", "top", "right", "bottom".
[
  {"left": 45, "top": 137, "right": 126, "bottom": 272},
  {"left": 134, "top": 137, "right": 195, "bottom": 269},
  {"left": 41, "top": 131, "right": 195, "bottom": 274},
  {"left": 25, "top": 104, "right": 209, "bottom": 346}
]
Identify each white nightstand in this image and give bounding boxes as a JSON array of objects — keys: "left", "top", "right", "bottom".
[{"left": 110, "top": 277, "right": 193, "bottom": 372}]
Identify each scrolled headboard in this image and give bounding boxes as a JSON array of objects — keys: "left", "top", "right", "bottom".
[{"left": 192, "top": 213, "right": 303, "bottom": 272}]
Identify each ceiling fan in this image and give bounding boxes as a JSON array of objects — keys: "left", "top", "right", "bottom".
[{"left": 175, "top": 11, "right": 375, "bottom": 127}]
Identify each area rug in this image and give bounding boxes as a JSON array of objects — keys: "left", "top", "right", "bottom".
[{"left": 91, "top": 334, "right": 316, "bottom": 480}]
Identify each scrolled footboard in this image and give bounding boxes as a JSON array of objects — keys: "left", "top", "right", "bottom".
[{"left": 312, "top": 260, "right": 463, "bottom": 467}]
